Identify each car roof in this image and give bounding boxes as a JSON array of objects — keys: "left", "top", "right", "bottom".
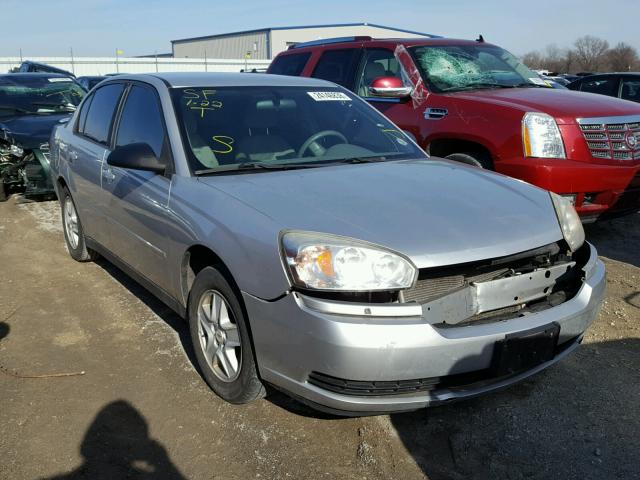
[
  {"left": 0, "top": 73, "right": 78, "bottom": 84},
  {"left": 573, "top": 73, "right": 640, "bottom": 80},
  {"left": 280, "top": 37, "right": 495, "bottom": 55},
  {"left": 0, "top": 72, "right": 72, "bottom": 79},
  {"left": 104, "top": 72, "right": 337, "bottom": 88}
]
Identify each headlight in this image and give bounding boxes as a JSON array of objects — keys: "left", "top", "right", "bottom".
[
  {"left": 9, "top": 144, "right": 23, "bottom": 156},
  {"left": 522, "top": 112, "right": 566, "bottom": 159},
  {"left": 550, "top": 192, "right": 585, "bottom": 252},
  {"left": 281, "top": 231, "right": 417, "bottom": 291}
]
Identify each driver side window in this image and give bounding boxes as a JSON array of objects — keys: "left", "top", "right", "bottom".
[
  {"left": 356, "top": 49, "right": 403, "bottom": 97},
  {"left": 115, "top": 84, "right": 167, "bottom": 161}
]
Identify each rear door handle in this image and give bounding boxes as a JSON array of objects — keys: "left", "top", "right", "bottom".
[{"left": 69, "top": 150, "right": 78, "bottom": 162}]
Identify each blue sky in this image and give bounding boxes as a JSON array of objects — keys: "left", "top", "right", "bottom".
[{"left": 2, "top": 0, "right": 639, "bottom": 57}]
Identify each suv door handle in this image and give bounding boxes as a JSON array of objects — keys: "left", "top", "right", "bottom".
[{"left": 69, "top": 150, "right": 78, "bottom": 162}]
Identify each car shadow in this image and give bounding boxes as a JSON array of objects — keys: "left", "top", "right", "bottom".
[
  {"left": 93, "top": 259, "right": 198, "bottom": 369},
  {"left": 93, "top": 257, "right": 342, "bottom": 418},
  {"left": 584, "top": 212, "right": 640, "bottom": 267},
  {"left": 43, "top": 400, "right": 185, "bottom": 479},
  {"left": 389, "top": 338, "right": 640, "bottom": 480},
  {"left": 0, "top": 321, "right": 9, "bottom": 341}
]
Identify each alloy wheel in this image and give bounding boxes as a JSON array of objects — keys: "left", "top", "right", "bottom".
[
  {"left": 197, "top": 290, "right": 242, "bottom": 382},
  {"left": 63, "top": 196, "right": 79, "bottom": 250}
]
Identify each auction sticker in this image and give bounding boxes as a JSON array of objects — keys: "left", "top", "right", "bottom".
[
  {"left": 529, "top": 77, "right": 548, "bottom": 86},
  {"left": 307, "top": 91, "right": 351, "bottom": 101}
]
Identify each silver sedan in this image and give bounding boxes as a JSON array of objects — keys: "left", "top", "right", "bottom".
[{"left": 49, "top": 73, "right": 605, "bottom": 414}]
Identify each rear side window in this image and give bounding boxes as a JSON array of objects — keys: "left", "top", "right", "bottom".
[
  {"left": 115, "top": 85, "right": 166, "bottom": 159},
  {"left": 580, "top": 77, "right": 618, "bottom": 97},
  {"left": 82, "top": 83, "right": 124, "bottom": 144},
  {"left": 270, "top": 53, "right": 311, "bottom": 76},
  {"left": 311, "top": 49, "right": 361, "bottom": 89},
  {"left": 76, "top": 95, "right": 93, "bottom": 133},
  {"left": 620, "top": 78, "right": 640, "bottom": 102}
]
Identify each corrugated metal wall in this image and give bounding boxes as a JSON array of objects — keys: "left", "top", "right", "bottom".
[
  {"left": 270, "top": 25, "right": 432, "bottom": 59},
  {"left": 0, "top": 57, "right": 271, "bottom": 76},
  {"left": 173, "top": 31, "right": 270, "bottom": 60}
]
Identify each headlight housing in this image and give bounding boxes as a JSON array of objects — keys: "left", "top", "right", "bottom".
[
  {"left": 522, "top": 112, "right": 566, "bottom": 159},
  {"left": 280, "top": 231, "right": 417, "bottom": 291},
  {"left": 550, "top": 192, "right": 585, "bottom": 252}
]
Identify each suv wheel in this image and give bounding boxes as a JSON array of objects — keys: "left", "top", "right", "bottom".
[
  {"left": 188, "top": 267, "right": 265, "bottom": 404},
  {"left": 60, "top": 187, "right": 97, "bottom": 262},
  {"left": 445, "top": 152, "right": 493, "bottom": 169}
]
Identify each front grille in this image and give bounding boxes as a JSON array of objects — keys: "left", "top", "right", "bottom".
[
  {"left": 579, "top": 118, "right": 640, "bottom": 160},
  {"left": 400, "top": 243, "right": 560, "bottom": 305}
]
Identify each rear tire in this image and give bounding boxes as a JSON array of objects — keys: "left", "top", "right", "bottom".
[
  {"left": 188, "top": 266, "right": 265, "bottom": 404},
  {"left": 445, "top": 152, "right": 493, "bottom": 169},
  {"left": 60, "top": 187, "right": 97, "bottom": 262}
]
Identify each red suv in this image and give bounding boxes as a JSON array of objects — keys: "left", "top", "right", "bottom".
[{"left": 268, "top": 37, "right": 640, "bottom": 221}]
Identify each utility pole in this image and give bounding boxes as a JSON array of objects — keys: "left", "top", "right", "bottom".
[
  {"left": 70, "top": 47, "right": 75, "bottom": 75},
  {"left": 115, "top": 48, "right": 119, "bottom": 73},
  {"left": 204, "top": 49, "right": 208, "bottom": 72},
  {"left": 19, "top": 48, "right": 23, "bottom": 62},
  {"left": 155, "top": 51, "right": 158, "bottom": 72}
]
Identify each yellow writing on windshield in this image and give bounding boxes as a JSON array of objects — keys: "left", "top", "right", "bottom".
[
  {"left": 183, "top": 89, "right": 223, "bottom": 117},
  {"left": 211, "top": 135, "right": 234, "bottom": 154}
]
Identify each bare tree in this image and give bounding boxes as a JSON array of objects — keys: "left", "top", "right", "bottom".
[
  {"left": 607, "top": 42, "right": 639, "bottom": 72},
  {"left": 522, "top": 51, "right": 545, "bottom": 70},
  {"left": 544, "top": 44, "right": 568, "bottom": 73},
  {"left": 573, "top": 35, "right": 610, "bottom": 72}
]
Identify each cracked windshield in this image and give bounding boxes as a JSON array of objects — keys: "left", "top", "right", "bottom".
[
  {"left": 0, "top": 76, "right": 85, "bottom": 115},
  {"left": 411, "top": 44, "right": 551, "bottom": 92}
]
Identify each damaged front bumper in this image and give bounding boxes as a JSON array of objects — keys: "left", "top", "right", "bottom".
[
  {"left": 243, "top": 242, "right": 605, "bottom": 414},
  {"left": 0, "top": 136, "right": 54, "bottom": 200}
]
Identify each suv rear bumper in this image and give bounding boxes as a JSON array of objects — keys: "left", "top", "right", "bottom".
[
  {"left": 243, "top": 243, "right": 605, "bottom": 414},
  {"left": 498, "top": 158, "right": 640, "bottom": 221}
]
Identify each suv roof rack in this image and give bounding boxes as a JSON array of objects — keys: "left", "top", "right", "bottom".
[{"left": 288, "top": 36, "right": 372, "bottom": 50}]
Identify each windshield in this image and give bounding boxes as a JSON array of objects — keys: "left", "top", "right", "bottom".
[
  {"left": 0, "top": 77, "right": 85, "bottom": 116},
  {"left": 170, "top": 86, "right": 425, "bottom": 173},
  {"left": 410, "top": 45, "right": 550, "bottom": 93}
]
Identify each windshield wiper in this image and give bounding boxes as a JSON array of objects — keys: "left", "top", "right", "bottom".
[
  {"left": 194, "top": 161, "right": 323, "bottom": 176},
  {"left": 30, "top": 101, "right": 77, "bottom": 112},
  {"left": 332, "top": 155, "right": 392, "bottom": 164},
  {"left": 512, "top": 82, "right": 549, "bottom": 88},
  {"left": 0, "top": 105, "right": 32, "bottom": 115}
]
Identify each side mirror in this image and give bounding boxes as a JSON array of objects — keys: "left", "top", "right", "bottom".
[
  {"left": 107, "top": 143, "right": 165, "bottom": 173},
  {"left": 369, "top": 76, "right": 412, "bottom": 99}
]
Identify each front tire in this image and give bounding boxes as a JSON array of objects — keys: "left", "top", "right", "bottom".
[
  {"left": 60, "top": 187, "right": 97, "bottom": 262},
  {"left": 188, "top": 267, "right": 265, "bottom": 404}
]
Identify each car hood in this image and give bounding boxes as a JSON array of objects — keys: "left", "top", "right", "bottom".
[
  {"left": 450, "top": 88, "right": 640, "bottom": 124},
  {"left": 198, "top": 159, "right": 564, "bottom": 269},
  {"left": 0, "top": 112, "right": 70, "bottom": 149}
]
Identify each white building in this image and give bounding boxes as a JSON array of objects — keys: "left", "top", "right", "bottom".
[{"left": 171, "top": 23, "right": 438, "bottom": 60}]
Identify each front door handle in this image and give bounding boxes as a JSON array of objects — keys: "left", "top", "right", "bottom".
[{"left": 102, "top": 166, "right": 116, "bottom": 183}]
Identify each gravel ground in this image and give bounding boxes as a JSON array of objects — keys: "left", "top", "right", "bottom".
[{"left": 0, "top": 198, "right": 638, "bottom": 480}]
